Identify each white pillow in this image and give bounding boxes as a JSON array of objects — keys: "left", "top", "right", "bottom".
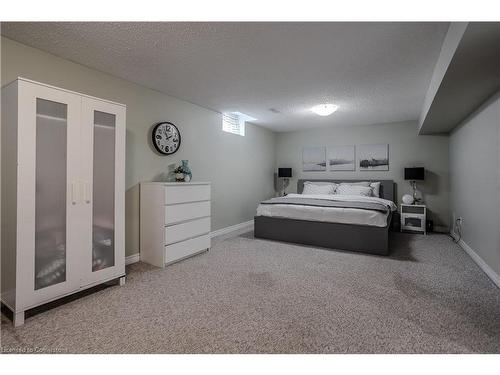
[
  {"left": 370, "top": 182, "right": 381, "bottom": 198},
  {"left": 336, "top": 185, "right": 373, "bottom": 197},
  {"left": 302, "top": 182, "right": 337, "bottom": 195},
  {"left": 340, "top": 181, "right": 381, "bottom": 197},
  {"left": 340, "top": 181, "right": 371, "bottom": 187}
]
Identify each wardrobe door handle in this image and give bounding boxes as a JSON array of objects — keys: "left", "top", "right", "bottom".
[
  {"left": 84, "top": 181, "right": 91, "bottom": 204},
  {"left": 71, "top": 182, "right": 78, "bottom": 205}
]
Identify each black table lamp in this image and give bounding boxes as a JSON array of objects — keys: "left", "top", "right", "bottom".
[
  {"left": 404, "top": 167, "right": 425, "bottom": 203},
  {"left": 278, "top": 168, "right": 292, "bottom": 196}
]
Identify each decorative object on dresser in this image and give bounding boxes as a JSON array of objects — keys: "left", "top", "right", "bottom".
[
  {"left": 174, "top": 165, "right": 185, "bottom": 181},
  {"left": 181, "top": 160, "right": 192, "bottom": 182},
  {"left": 358, "top": 144, "right": 389, "bottom": 170},
  {"left": 328, "top": 145, "right": 355, "bottom": 171},
  {"left": 1, "top": 78, "right": 126, "bottom": 326},
  {"left": 404, "top": 167, "right": 425, "bottom": 203},
  {"left": 278, "top": 168, "right": 292, "bottom": 196},
  {"left": 172, "top": 160, "right": 192, "bottom": 182},
  {"left": 400, "top": 204, "right": 426, "bottom": 234},
  {"left": 302, "top": 147, "right": 326, "bottom": 171},
  {"left": 140, "top": 182, "right": 211, "bottom": 267},
  {"left": 151, "top": 121, "right": 181, "bottom": 155}
]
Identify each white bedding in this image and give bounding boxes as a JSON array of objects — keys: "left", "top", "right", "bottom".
[{"left": 256, "top": 193, "right": 397, "bottom": 228}]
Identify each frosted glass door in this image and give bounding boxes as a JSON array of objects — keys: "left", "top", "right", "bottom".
[
  {"left": 17, "top": 80, "right": 82, "bottom": 307},
  {"left": 81, "top": 97, "right": 125, "bottom": 285},
  {"left": 35, "top": 99, "right": 68, "bottom": 289},
  {"left": 92, "top": 111, "right": 116, "bottom": 272}
]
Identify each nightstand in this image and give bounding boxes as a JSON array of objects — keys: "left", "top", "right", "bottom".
[{"left": 400, "top": 204, "right": 426, "bottom": 234}]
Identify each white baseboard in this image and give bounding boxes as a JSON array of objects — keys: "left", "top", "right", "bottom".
[
  {"left": 125, "top": 253, "right": 140, "bottom": 265},
  {"left": 450, "top": 231, "right": 500, "bottom": 289},
  {"left": 210, "top": 220, "right": 254, "bottom": 239}
]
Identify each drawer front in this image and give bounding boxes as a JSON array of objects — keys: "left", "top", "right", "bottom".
[
  {"left": 165, "top": 185, "right": 210, "bottom": 205},
  {"left": 165, "top": 217, "right": 211, "bottom": 245},
  {"left": 402, "top": 216, "right": 425, "bottom": 230},
  {"left": 165, "top": 201, "right": 211, "bottom": 225},
  {"left": 401, "top": 205, "right": 425, "bottom": 214},
  {"left": 165, "top": 234, "right": 211, "bottom": 264}
]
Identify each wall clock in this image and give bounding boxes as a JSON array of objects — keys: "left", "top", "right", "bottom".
[{"left": 151, "top": 122, "right": 181, "bottom": 155}]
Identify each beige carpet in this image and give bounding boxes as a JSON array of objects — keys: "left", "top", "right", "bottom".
[{"left": 1, "top": 232, "right": 500, "bottom": 353}]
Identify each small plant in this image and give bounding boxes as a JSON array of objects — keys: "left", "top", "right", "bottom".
[
  {"left": 174, "top": 166, "right": 185, "bottom": 174},
  {"left": 174, "top": 164, "right": 186, "bottom": 182}
]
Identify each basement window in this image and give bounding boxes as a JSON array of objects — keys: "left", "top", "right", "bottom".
[
  {"left": 221, "top": 112, "right": 257, "bottom": 137},
  {"left": 222, "top": 113, "right": 245, "bottom": 136}
]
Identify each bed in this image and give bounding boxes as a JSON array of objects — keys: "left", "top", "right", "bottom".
[{"left": 254, "top": 179, "right": 396, "bottom": 255}]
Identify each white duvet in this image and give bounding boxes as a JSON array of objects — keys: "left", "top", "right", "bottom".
[{"left": 256, "top": 193, "right": 397, "bottom": 228}]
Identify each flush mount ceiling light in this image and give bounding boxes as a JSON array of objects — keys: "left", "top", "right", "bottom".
[{"left": 311, "top": 103, "right": 338, "bottom": 116}]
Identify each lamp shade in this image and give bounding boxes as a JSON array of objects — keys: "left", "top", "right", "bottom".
[
  {"left": 404, "top": 167, "right": 425, "bottom": 180},
  {"left": 278, "top": 168, "right": 292, "bottom": 178}
]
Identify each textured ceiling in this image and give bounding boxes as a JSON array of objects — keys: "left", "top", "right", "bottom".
[{"left": 1, "top": 22, "right": 449, "bottom": 132}]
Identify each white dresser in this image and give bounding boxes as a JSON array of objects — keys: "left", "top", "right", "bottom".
[{"left": 140, "top": 182, "right": 211, "bottom": 267}]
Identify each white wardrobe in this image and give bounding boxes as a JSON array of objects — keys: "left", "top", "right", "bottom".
[{"left": 1, "top": 78, "right": 126, "bottom": 326}]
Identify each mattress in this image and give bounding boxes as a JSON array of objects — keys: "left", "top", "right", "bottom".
[{"left": 256, "top": 193, "right": 396, "bottom": 227}]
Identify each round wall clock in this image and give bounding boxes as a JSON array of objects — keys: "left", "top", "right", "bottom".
[{"left": 151, "top": 122, "right": 181, "bottom": 155}]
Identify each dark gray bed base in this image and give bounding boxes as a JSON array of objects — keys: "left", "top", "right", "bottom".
[
  {"left": 254, "top": 213, "right": 392, "bottom": 255},
  {"left": 254, "top": 179, "right": 395, "bottom": 256}
]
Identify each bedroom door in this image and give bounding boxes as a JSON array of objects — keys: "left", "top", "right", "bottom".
[{"left": 80, "top": 97, "right": 126, "bottom": 286}]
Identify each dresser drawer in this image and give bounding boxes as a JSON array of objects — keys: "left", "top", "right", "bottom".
[
  {"left": 401, "top": 205, "right": 425, "bottom": 214},
  {"left": 402, "top": 217, "right": 425, "bottom": 231},
  {"left": 165, "top": 201, "right": 210, "bottom": 225},
  {"left": 165, "top": 234, "right": 210, "bottom": 264},
  {"left": 165, "top": 184, "right": 210, "bottom": 205},
  {"left": 165, "top": 217, "right": 211, "bottom": 245}
]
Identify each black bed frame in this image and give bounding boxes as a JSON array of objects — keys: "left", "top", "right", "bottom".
[{"left": 254, "top": 179, "right": 395, "bottom": 255}]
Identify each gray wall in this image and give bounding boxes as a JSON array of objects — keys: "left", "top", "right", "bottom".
[
  {"left": 1, "top": 37, "right": 276, "bottom": 257},
  {"left": 449, "top": 91, "right": 500, "bottom": 276},
  {"left": 275, "top": 121, "right": 450, "bottom": 229}
]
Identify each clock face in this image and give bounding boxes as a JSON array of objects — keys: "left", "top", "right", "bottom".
[{"left": 152, "top": 122, "right": 181, "bottom": 155}]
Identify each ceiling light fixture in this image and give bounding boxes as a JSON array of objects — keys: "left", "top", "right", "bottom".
[{"left": 311, "top": 103, "right": 338, "bottom": 116}]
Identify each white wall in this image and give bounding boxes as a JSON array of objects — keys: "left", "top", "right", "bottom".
[
  {"left": 449, "top": 91, "right": 500, "bottom": 277},
  {"left": 1, "top": 37, "right": 277, "bottom": 257},
  {"left": 276, "top": 121, "right": 450, "bottom": 229}
]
